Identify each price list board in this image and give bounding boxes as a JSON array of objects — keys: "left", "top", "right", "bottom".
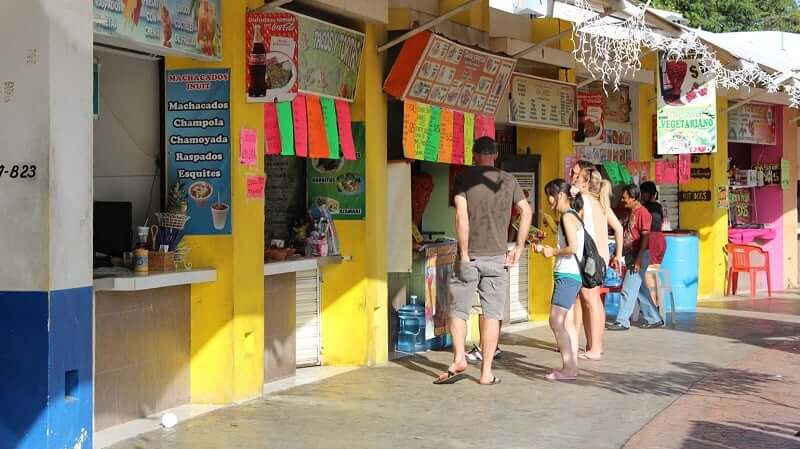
[{"left": 509, "top": 73, "right": 577, "bottom": 131}]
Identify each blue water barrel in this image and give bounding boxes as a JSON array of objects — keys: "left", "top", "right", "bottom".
[
  {"left": 660, "top": 233, "right": 699, "bottom": 311},
  {"left": 397, "top": 304, "right": 427, "bottom": 353}
]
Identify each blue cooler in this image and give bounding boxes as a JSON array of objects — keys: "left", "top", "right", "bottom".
[
  {"left": 661, "top": 233, "right": 699, "bottom": 311},
  {"left": 397, "top": 303, "right": 427, "bottom": 353}
]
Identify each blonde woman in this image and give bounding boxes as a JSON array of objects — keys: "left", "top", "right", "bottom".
[{"left": 570, "top": 162, "right": 624, "bottom": 360}]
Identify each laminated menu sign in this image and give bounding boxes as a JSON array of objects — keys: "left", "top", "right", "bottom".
[
  {"left": 728, "top": 103, "right": 776, "bottom": 145},
  {"left": 297, "top": 13, "right": 365, "bottom": 102},
  {"left": 384, "top": 32, "right": 516, "bottom": 116},
  {"left": 94, "top": 0, "right": 222, "bottom": 59},
  {"left": 307, "top": 122, "right": 366, "bottom": 220},
  {"left": 166, "top": 68, "right": 231, "bottom": 235},
  {"left": 657, "top": 56, "right": 718, "bottom": 154},
  {"left": 509, "top": 73, "right": 578, "bottom": 130},
  {"left": 245, "top": 12, "right": 298, "bottom": 103},
  {"left": 573, "top": 92, "right": 604, "bottom": 146}
]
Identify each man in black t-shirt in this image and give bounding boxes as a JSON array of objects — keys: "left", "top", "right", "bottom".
[{"left": 640, "top": 182, "right": 663, "bottom": 231}]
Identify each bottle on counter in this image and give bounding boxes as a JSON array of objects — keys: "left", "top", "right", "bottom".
[{"left": 133, "top": 228, "right": 149, "bottom": 274}]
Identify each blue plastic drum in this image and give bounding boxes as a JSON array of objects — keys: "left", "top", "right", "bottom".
[{"left": 660, "top": 233, "right": 700, "bottom": 311}]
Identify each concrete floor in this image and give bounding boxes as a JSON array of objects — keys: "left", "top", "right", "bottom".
[{"left": 108, "top": 292, "right": 800, "bottom": 449}]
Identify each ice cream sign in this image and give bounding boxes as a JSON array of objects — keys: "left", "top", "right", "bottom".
[
  {"left": 94, "top": 0, "right": 222, "bottom": 60},
  {"left": 166, "top": 69, "right": 232, "bottom": 235}
]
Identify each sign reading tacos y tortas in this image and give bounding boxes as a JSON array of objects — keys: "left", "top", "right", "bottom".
[
  {"left": 307, "top": 123, "right": 366, "bottom": 219},
  {"left": 166, "top": 69, "right": 231, "bottom": 235},
  {"left": 296, "top": 13, "right": 365, "bottom": 102},
  {"left": 657, "top": 56, "right": 718, "bottom": 154},
  {"left": 94, "top": 0, "right": 222, "bottom": 59}
]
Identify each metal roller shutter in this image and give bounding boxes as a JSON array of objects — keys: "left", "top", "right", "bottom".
[
  {"left": 658, "top": 184, "right": 679, "bottom": 230},
  {"left": 296, "top": 270, "right": 321, "bottom": 367},
  {"left": 509, "top": 250, "right": 529, "bottom": 323}
]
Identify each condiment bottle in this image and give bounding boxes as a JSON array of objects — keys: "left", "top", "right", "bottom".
[{"left": 133, "top": 230, "right": 149, "bottom": 274}]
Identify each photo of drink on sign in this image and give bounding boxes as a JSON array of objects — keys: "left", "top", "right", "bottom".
[{"left": 245, "top": 11, "right": 299, "bottom": 103}]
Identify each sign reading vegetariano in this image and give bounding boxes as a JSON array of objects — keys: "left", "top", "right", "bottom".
[
  {"left": 657, "top": 56, "right": 718, "bottom": 154},
  {"left": 384, "top": 31, "right": 516, "bottom": 116},
  {"left": 166, "top": 69, "right": 231, "bottom": 235},
  {"left": 94, "top": 0, "right": 222, "bottom": 59},
  {"left": 297, "top": 14, "right": 365, "bottom": 102},
  {"left": 307, "top": 123, "right": 366, "bottom": 219},
  {"left": 728, "top": 103, "right": 776, "bottom": 145}
]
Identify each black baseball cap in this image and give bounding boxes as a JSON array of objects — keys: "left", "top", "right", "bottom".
[{"left": 473, "top": 136, "right": 498, "bottom": 154}]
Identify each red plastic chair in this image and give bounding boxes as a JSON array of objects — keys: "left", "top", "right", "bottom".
[{"left": 724, "top": 244, "right": 771, "bottom": 298}]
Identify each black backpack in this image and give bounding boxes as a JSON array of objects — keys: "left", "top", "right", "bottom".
[{"left": 560, "top": 210, "right": 607, "bottom": 288}]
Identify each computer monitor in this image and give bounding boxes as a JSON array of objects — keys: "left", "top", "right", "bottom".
[{"left": 94, "top": 201, "right": 133, "bottom": 257}]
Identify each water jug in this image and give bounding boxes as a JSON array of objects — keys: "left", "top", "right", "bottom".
[{"left": 397, "top": 302, "right": 427, "bottom": 353}]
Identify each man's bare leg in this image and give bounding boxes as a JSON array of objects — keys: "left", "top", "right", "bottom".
[
  {"left": 479, "top": 317, "right": 500, "bottom": 384},
  {"left": 437, "top": 317, "right": 468, "bottom": 381}
]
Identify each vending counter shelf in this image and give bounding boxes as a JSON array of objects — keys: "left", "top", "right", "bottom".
[
  {"left": 728, "top": 227, "right": 777, "bottom": 244},
  {"left": 93, "top": 268, "right": 217, "bottom": 292},
  {"left": 263, "top": 255, "right": 347, "bottom": 276}
]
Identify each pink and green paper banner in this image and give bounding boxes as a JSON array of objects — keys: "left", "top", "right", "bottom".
[
  {"left": 463, "top": 112, "right": 475, "bottom": 165},
  {"left": 439, "top": 109, "right": 454, "bottom": 163},
  {"left": 292, "top": 95, "right": 309, "bottom": 157},
  {"left": 424, "top": 106, "right": 441, "bottom": 161},
  {"left": 264, "top": 103, "right": 282, "bottom": 155},
  {"left": 263, "top": 94, "right": 355, "bottom": 159},
  {"left": 452, "top": 111, "right": 465, "bottom": 165},
  {"left": 320, "top": 97, "right": 340, "bottom": 160}
]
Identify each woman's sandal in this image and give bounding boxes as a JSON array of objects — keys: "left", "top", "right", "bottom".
[{"left": 545, "top": 370, "right": 577, "bottom": 382}]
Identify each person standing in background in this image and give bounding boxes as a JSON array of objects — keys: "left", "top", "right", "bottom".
[
  {"left": 435, "top": 137, "right": 532, "bottom": 385},
  {"left": 571, "top": 163, "right": 624, "bottom": 360},
  {"left": 640, "top": 181, "right": 667, "bottom": 308},
  {"left": 606, "top": 185, "right": 664, "bottom": 331}
]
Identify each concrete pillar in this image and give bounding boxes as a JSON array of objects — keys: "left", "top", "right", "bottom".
[{"left": 0, "top": 1, "right": 94, "bottom": 449}]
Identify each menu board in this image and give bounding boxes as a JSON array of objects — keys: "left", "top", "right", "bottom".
[
  {"left": 574, "top": 121, "right": 633, "bottom": 163},
  {"left": 509, "top": 73, "right": 577, "bottom": 130},
  {"left": 297, "top": 13, "right": 365, "bottom": 102},
  {"left": 94, "top": 0, "right": 222, "bottom": 59},
  {"left": 728, "top": 103, "right": 776, "bottom": 145},
  {"left": 729, "top": 189, "right": 752, "bottom": 224},
  {"left": 166, "top": 69, "right": 231, "bottom": 235},
  {"left": 573, "top": 92, "right": 604, "bottom": 146},
  {"left": 307, "top": 123, "right": 366, "bottom": 220},
  {"left": 657, "top": 55, "right": 718, "bottom": 154},
  {"left": 384, "top": 32, "right": 516, "bottom": 116},
  {"left": 265, "top": 155, "right": 306, "bottom": 241}
]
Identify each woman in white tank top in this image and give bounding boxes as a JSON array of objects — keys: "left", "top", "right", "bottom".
[
  {"left": 534, "top": 179, "right": 584, "bottom": 381},
  {"left": 570, "top": 162, "right": 624, "bottom": 360}
]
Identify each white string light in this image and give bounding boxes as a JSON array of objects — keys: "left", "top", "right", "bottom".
[{"left": 571, "top": 0, "right": 795, "bottom": 104}]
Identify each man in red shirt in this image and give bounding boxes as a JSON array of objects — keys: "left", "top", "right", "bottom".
[{"left": 606, "top": 184, "right": 664, "bottom": 330}]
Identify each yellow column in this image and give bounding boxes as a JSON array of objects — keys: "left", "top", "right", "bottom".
[
  {"left": 166, "top": 0, "right": 265, "bottom": 403},
  {"left": 318, "top": 23, "right": 389, "bottom": 366},
  {"left": 677, "top": 96, "right": 729, "bottom": 298},
  {"left": 439, "top": 0, "right": 489, "bottom": 31},
  {"left": 782, "top": 109, "right": 798, "bottom": 288}
]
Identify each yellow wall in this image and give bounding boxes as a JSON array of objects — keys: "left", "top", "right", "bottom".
[
  {"left": 782, "top": 109, "right": 798, "bottom": 289},
  {"left": 166, "top": 0, "right": 266, "bottom": 403},
  {"left": 318, "top": 24, "right": 389, "bottom": 366}
]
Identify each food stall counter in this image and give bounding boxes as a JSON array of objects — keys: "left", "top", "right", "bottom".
[
  {"left": 728, "top": 227, "right": 777, "bottom": 244},
  {"left": 263, "top": 255, "right": 346, "bottom": 276},
  {"left": 93, "top": 268, "right": 217, "bottom": 292}
]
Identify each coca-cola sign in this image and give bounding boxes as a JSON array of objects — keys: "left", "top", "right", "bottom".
[{"left": 245, "top": 11, "right": 299, "bottom": 103}]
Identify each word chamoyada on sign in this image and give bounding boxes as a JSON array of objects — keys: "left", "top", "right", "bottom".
[{"left": 166, "top": 68, "right": 231, "bottom": 235}]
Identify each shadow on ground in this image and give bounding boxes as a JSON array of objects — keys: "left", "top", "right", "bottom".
[{"left": 680, "top": 420, "right": 800, "bottom": 449}]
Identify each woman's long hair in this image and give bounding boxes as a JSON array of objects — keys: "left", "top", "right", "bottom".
[
  {"left": 544, "top": 178, "right": 583, "bottom": 213},
  {"left": 583, "top": 168, "right": 612, "bottom": 214}
]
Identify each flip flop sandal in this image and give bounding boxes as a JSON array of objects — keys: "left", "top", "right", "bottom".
[
  {"left": 545, "top": 371, "right": 577, "bottom": 382},
  {"left": 579, "top": 353, "right": 603, "bottom": 361},
  {"left": 433, "top": 370, "right": 466, "bottom": 385},
  {"left": 479, "top": 376, "right": 501, "bottom": 386}
]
